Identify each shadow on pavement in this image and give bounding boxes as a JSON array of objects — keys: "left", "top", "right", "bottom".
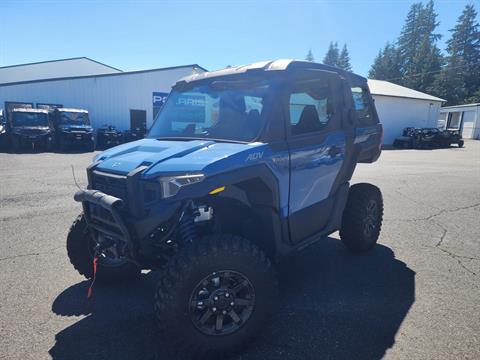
[{"left": 50, "top": 237, "right": 415, "bottom": 360}]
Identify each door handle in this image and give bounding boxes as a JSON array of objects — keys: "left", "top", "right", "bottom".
[{"left": 328, "top": 146, "right": 341, "bottom": 157}]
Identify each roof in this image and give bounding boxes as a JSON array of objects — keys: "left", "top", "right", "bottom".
[
  {"left": 177, "top": 59, "right": 366, "bottom": 85},
  {"left": 368, "top": 79, "right": 445, "bottom": 102},
  {"left": 0, "top": 57, "right": 123, "bottom": 85},
  {"left": 0, "top": 64, "right": 207, "bottom": 87},
  {"left": 57, "top": 108, "right": 88, "bottom": 113},
  {"left": 440, "top": 103, "right": 480, "bottom": 110},
  {"left": 12, "top": 108, "right": 49, "bottom": 114}
]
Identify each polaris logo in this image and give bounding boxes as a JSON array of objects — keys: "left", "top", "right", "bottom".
[
  {"left": 246, "top": 152, "right": 264, "bottom": 162},
  {"left": 111, "top": 162, "right": 121, "bottom": 168}
]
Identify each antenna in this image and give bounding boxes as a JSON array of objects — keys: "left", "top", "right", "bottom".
[{"left": 71, "top": 165, "right": 82, "bottom": 190}]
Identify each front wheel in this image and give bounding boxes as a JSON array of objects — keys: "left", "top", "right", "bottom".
[
  {"left": 66, "top": 214, "right": 141, "bottom": 282},
  {"left": 340, "top": 183, "right": 384, "bottom": 252},
  {"left": 10, "top": 136, "right": 21, "bottom": 153},
  {"left": 458, "top": 140, "right": 464, "bottom": 148},
  {"left": 86, "top": 139, "right": 95, "bottom": 152},
  {"left": 154, "top": 234, "right": 278, "bottom": 357}
]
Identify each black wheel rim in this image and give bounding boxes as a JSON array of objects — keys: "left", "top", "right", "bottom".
[
  {"left": 189, "top": 270, "right": 255, "bottom": 336},
  {"left": 364, "top": 199, "right": 379, "bottom": 238}
]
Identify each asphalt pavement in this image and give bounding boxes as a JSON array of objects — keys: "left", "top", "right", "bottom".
[{"left": 0, "top": 142, "right": 479, "bottom": 360}]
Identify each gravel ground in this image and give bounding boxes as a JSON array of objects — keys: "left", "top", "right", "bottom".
[{"left": 0, "top": 141, "right": 479, "bottom": 360}]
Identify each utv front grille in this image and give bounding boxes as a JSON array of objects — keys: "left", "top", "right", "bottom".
[{"left": 91, "top": 171, "right": 128, "bottom": 205}]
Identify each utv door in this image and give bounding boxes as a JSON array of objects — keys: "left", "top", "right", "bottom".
[{"left": 286, "top": 71, "right": 351, "bottom": 243}]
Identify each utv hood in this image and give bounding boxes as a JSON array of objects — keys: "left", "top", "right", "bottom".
[{"left": 94, "top": 138, "right": 264, "bottom": 177}]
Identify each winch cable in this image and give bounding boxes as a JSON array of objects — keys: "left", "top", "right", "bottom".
[{"left": 87, "top": 257, "right": 98, "bottom": 299}]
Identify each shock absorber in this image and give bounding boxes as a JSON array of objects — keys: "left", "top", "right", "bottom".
[{"left": 179, "top": 202, "right": 199, "bottom": 243}]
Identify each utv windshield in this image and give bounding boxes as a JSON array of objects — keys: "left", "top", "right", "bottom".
[
  {"left": 12, "top": 112, "right": 49, "bottom": 127},
  {"left": 148, "top": 80, "right": 272, "bottom": 142},
  {"left": 59, "top": 111, "right": 90, "bottom": 125}
]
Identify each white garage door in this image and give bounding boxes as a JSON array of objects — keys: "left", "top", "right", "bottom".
[{"left": 462, "top": 111, "right": 475, "bottom": 139}]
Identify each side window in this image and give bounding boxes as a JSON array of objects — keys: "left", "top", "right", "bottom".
[
  {"left": 351, "top": 87, "right": 374, "bottom": 125},
  {"left": 289, "top": 83, "right": 332, "bottom": 136}
]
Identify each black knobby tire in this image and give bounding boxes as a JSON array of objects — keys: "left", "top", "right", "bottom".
[
  {"left": 340, "top": 183, "right": 383, "bottom": 252},
  {"left": 458, "top": 140, "right": 464, "bottom": 148},
  {"left": 154, "top": 234, "right": 278, "bottom": 357},
  {"left": 66, "top": 214, "right": 140, "bottom": 282},
  {"left": 86, "top": 139, "right": 95, "bottom": 152},
  {"left": 10, "top": 136, "right": 21, "bottom": 153}
]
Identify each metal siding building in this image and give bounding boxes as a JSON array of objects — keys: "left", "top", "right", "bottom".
[
  {"left": 0, "top": 65, "right": 204, "bottom": 130},
  {"left": 0, "top": 57, "right": 121, "bottom": 84},
  {"left": 0, "top": 58, "right": 447, "bottom": 145},
  {"left": 438, "top": 103, "right": 480, "bottom": 140},
  {"left": 368, "top": 80, "right": 445, "bottom": 145}
]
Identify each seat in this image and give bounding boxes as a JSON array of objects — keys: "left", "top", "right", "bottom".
[
  {"left": 292, "top": 105, "right": 323, "bottom": 135},
  {"left": 246, "top": 109, "right": 261, "bottom": 137}
]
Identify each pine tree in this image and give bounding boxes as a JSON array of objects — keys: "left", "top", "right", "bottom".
[
  {"left": 337, "top": 44, "right": 352, "bottom": 71},
  {"left": 368, "top": 43, "right": 402, "bottom": 81},
  {"left": 397, "top": 1, "right": 442, "bottom": 91},
  {"left": 305, "top": 49, "right": 315, "bottom": 62},
  {"left": 445, "top": 4, "right": 480, "bottom": 102},
  {"left": 323, "top": 42, "right": 339, "bottom": 67},
  {"left": 397, "top": 2, "right": 423, "bottom": 84}
]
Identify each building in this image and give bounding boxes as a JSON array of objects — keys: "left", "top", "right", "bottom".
[
  {"left": 0, "top": 57, "right": 445, "bottom": 144},
  {"left": 438, "top": 103, "right": 480, "bottom": 140},
  {"left": 0, "top": 62, "right": 206, "bottom": 132},
  {"left": 367, "top": 79, "right": 445, "bottom": 145},
  {"left": 0, "top": 57, "right": 122, "bottom": 84}
]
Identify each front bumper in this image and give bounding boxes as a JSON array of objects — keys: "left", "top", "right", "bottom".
[
  {"left": 15, "top": 133, "right": 52, "bottom": 144},
  {"left": 74, "top": 185, "right": 182, "bottom": 258},
  {"left": 74, "top": 189, "right": 132, "bottom": 245},
  {"left": 61, "top": 132, "right": 93, "bottom": 144}
]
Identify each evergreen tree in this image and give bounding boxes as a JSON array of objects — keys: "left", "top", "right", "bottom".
[
  {"left": 368, "top": 42, "right": 402, "bottom": 81},
  {"left": 397, "top": 1, "right": 442, "bottom": 91},
  {"left": 432, "top": 55, "right": 467, "bottom": 105},
  {"left": 323, "top": 42, "right": 339, "bottom": 67},
  {"left": 446, "top": 4, "right": 480, "bottom": 102},
  {"left": 397, "top": 2, "right": 423, "bottom": 83},
  {"left": 305, "top": 48, "right": 315, "bottom": 62},
  {"left": 337, "top": 44, "right": 352, "bottom": 71}
]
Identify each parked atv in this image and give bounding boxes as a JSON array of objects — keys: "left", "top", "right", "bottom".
[
  {"left": 121, "top": 129, "right": 144, "bottom": 144},
  {"left": 393, "top": 127, "right": 416, "bottom": 148},
  {"left": 445, "top": 129, "right": 464, "bottom": 148},
  {"left": 0, "top": 110, "right": 7, "bottom": 150},
  {"left": 67, "top": 60, "right": 384, "bottom": 356},
  {"left": 394, "top": 127, "right": 464, "bottom": 149},
  {"left": 96, "top": 125, "right": 123, "bottom": 149}
]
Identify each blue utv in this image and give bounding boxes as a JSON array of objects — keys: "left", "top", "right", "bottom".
[
  {"left": 68, "top": 60, "right": 384, "bottom": 356},
  {"left": 52, "top": 108, "right": 95, "bottom": 151}
]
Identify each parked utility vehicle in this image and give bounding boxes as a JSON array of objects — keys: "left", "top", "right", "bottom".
[
  {"left": 52, "top": 108, "right": 95, "bottom": 151},
  {"left": 4, "top": 102, "right": 54, "bottom": 152},
  {"left": 393, "top": 127, "right": 464, "bottom": 149},
  {"left": 68, "top": 60, "right": 384, "bottom": 356}
]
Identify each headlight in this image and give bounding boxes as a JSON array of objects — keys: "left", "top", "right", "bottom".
[{"left": 158, "top": 173, "right": 205, "bottom": 198}]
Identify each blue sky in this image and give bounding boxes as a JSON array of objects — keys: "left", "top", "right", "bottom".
[{"left": 1, "top": 0, "right": 476, "bottom": 77}]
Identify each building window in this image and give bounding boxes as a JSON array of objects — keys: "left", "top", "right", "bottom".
[{"left": 447, "top": 112, "right": 461, "bottom": 129}]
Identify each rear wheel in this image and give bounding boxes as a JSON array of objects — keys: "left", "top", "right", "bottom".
[
  {"left": 458, "top": 140, "right": 464, "bottom": 148},
  {"left": 340, "top": 183, "right": 383, "bottom": 252},
  {"left": 154, "top": 234, "right": 278, "bottom": 357},
  {"left": 66, "top": 214, "right": 140, "bottom": 282}
]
